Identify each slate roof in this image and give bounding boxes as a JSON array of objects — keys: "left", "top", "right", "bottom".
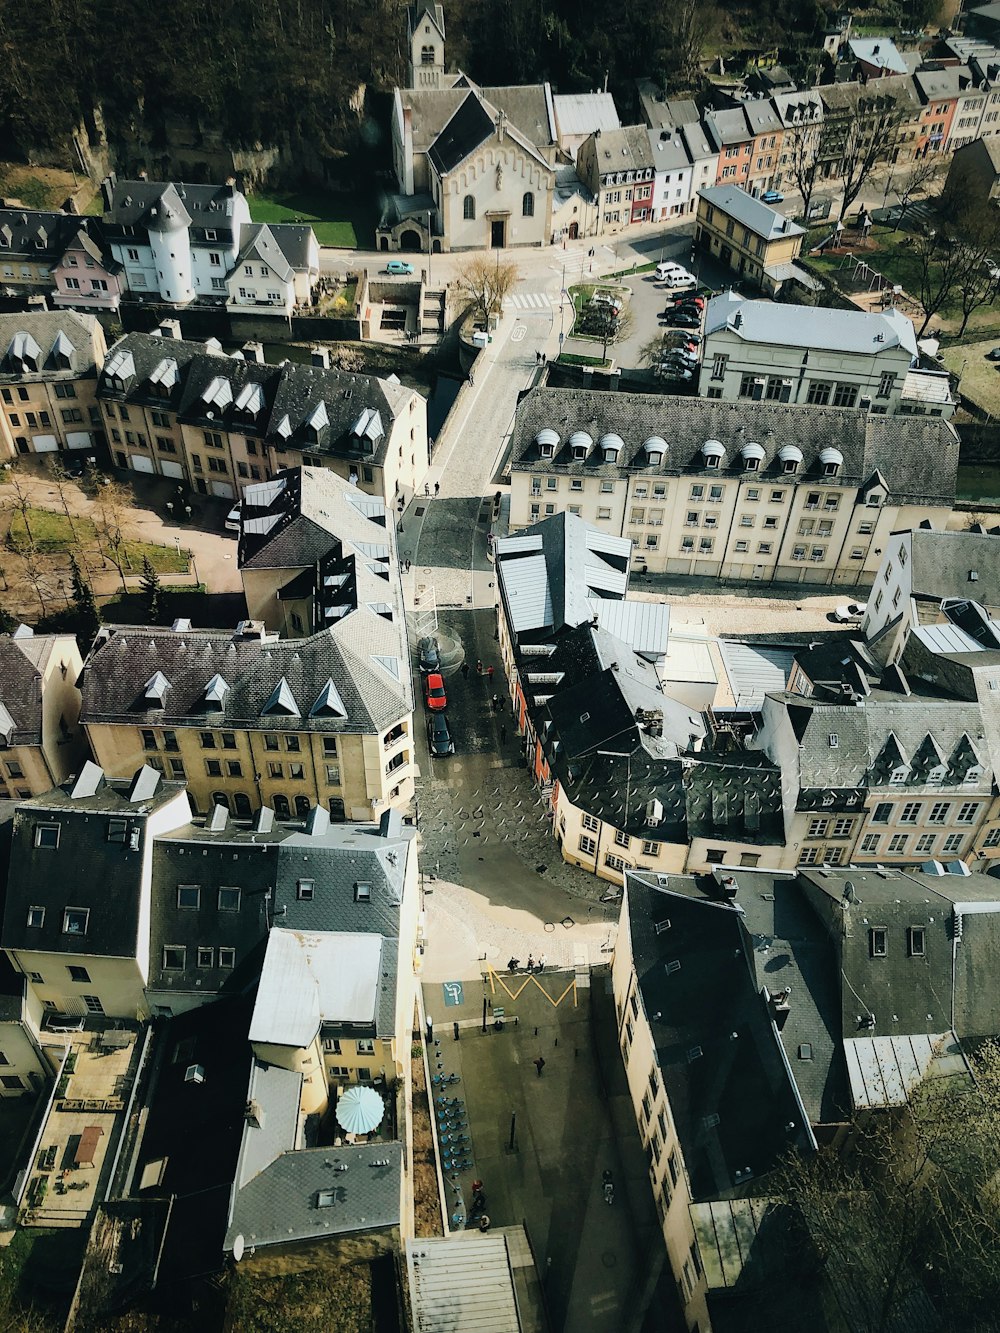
[
  {"left": 231, "top": 224, "right": 293, "bottom": 283},
  {"left": 699, "top": 186, "right": 805, "bottom": 241},
  {"left": 426, "top": 85, "right": 552, "bottom": 175},
  {"left": 625, "top": 873, "right": 813, "bottom": 1198},
  {"left": 103, "top": 180, "right": 242, "bottom": 243},
  {"left": 2, "top": 766, "right": 188, "bottom": 957},
  {"left": 238, "top": 466, "right": 389, "bottom": 572},
  {"left": 79, "top": 619, "right": 411, "bottom": 736},
  {"left": 0, "top": 633, "right": 57, "bottom": 746},
  {"left": 0, "top": 210, "right": 115, "bottom": 270},
  {"left": 508, "top": 386, "right": 959, "bottom": 505},
  {"left": 589, "top": 124, "right": 655, "bottom": 176},
  {"left": 913, "top": 67, "right": 970, "bottom": 104},
  {"left": 907, "top": 528, "right": 1000, "bottom": 610},
  {"left": 98, "top": 332, "right": 414, "bottom": 471},
  {"left": 428, "top": 93, "right": 496, "bottom": 173},
  {"left": 149, "top": 830, "right": 275, "bottom": 996},
  {"left": 703, "top": 107, "right": 754, "bottom": 150},
  {"left": 704, "top": 294, "right": 918, "bottom": 358},
  {"left": 273, "top": 817, "right": 411, "bottom": 937},
  {"left": 265, "top": 224, "right": 317, "bottom": 273},
  {"left": 226, "top": 1140, "right": 402, "bottom": 1251},
  {"left": 647, "top": 128, "right": 692, "bottom": 173},
  {"left": 0, "top": 311, "right": 101, "bottom": 382}
]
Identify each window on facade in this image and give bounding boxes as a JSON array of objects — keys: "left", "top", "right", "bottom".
[
  {"left": 915, "top": 833, "right": 936, "bottom": 853},
  {"left": 35, "top": 824, "right": 60, "bottom": 849},
  {"left": 579, "top": 834, "right": 597, "bottom": 856},
  {"left": 297, "top": 879, "right": 314, "bottom": 901},
  {"left": 942, "top": 833, "right": 964, "bottom": 854},
  {"left": 177, "top": 885, "right": 201, "bottom": 909},
  {"left": 806, "top": 381, "right": 832, "bottom": 406},
  {"left": 877, "top": 372, "right": 895, "bottom": 399},
  {"left": 63, "top": 908, "right": 89, "bottom": 935},
  {"left": 833, "top": 383, "right": 858, "bottom": 408},
  {"left": 68, "top": 964, "right": 90, "bottom": 982},
  {"left": 798, "top": 847, "right": 819, "bottom": 865},
  {"left": 522, "top": 192, "right": 534, "bottom": 217},
  {"left": 861, "top": 834, "right": 880, "bottom": 853},
  {"left": 908, "top": 926, "right": 926, "bottom": 957},
  {"left": 870, "top": 927, "right": 888, "bottom": 958},
  {"left": 888, "top": 834, "right": 908, "bottom": 854},
  {"left": 206, "top": 759, "right": 222, "bottom": 777},
  {"left": 929, "top": 802, "right": 949, "bottom": 824},
  {"left": 163, "top": 946, "right": 186, "bottom": 970},
  {"left": 463, "top": 195, "right": 476, "bottom": 220},
  {"left": 218, "top": 886, "right": 241, "bottom": 911},
  {"left": 957, "top": 801, "right": 981, "bottom": 824}
]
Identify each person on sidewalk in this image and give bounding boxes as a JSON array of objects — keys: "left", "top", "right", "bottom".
[
  {"left": 500, "top": 723, "right": 507, "bottom": 744},
  {"left": 491, "top": 693, "right": 500, "bottom": 712},
  {"left": 434, "top": 482, "right": 440, "bottom": 496},
  {"left": 487, "top": 664, "right": 494, "bottom": 682},
  {"left": 536, "top": 954, "right": 546, "bottom": 973},
  {"left": 476, "top": 659, "right": 483, "bottom": 674},
  {"left": 526, "top": 955, "right": 535, "bottom": 972},
  {"left": 461, "top": 661, "right": 470, "bottom": 679},
  {"left": 534, "top": 1057, "right": 546, "bottom": 1077}
]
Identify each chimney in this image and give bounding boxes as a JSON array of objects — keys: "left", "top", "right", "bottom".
[
  {"left": 158, "top": 318, "right": 182, "bottom": 340},
  {"left": 770, "top": 987, "right": 792, "bottom": 1029},
  {"left": 311, "top": 346, "right": 331, "bottom": 370},
  {"left": 242, "top": 340, "right": 265, "bottom": 364},
  {"left": 380, "top": 807, "right": 403, "bottom": 839},
  {"left": 100, "top": 173, "right": 117, "bottom": 212},
  {"left": 720, "top": 875, "right": 739, "bottom": 899}
]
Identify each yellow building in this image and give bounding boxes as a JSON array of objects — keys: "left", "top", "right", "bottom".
[
  {"left": 0, "top": 629, "right": 87, "bottom": 800},
  {"left": 99, "top": 331, "right": 429, "bottom": 506},
  {"left": 0, "top": 311, "right": 107, "bottom": 459},
  {"left": 695, "top": 185, "right": 804, "bottom": 294},
  {"left": 508, "top": 386, "right": 958, "bottom": 587},
  {"left": 79, "top": 620, "right": 414, "bottom": 823}
]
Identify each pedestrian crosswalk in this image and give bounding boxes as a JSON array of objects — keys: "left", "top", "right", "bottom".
[{"left": 503, "top": 291, "right": 555, "bottom": 310}]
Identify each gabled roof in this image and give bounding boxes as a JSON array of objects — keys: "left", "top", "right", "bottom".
[
  {"left": 588, "top": 124, "right": 655, "bottom": 174},
  {"left": 906, "top": 529, "right": 1000, "bottom": 610},
  {"left": 239, "top": 466, "right": 389, "bottom": 571},
  {"left": 0, "top": 311, "right": 101, "bottom": 382},
  {"left": 0, "top": 210, "right": 115, "bottom": 270},
  {"left": 705, "top": 294, "right": 918, "bottom": 358},
  {"left": 231, "top": 223, "right": 293, "bottom": 283},
  {"left": 104, "top": 179, "right": 241, "bottom": 234},
  {"left": 849, "top": 36, "right": 908, "bottom": 75},
  {"left": 552, "top": 92, "right": 621, "bottom": 139},
  {"left": 0, "top": 632, "right": 65, "bottom": 746},
  {"left": 699, "top": 186, "right": 805, "bottom": 241}
]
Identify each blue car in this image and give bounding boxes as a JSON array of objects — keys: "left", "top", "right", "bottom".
[
  {"left": 385, "top": 260, "right": 414, "bottom": 275},
  {"left": 761, "top": 190, "right": 784, "bottom": 205}
]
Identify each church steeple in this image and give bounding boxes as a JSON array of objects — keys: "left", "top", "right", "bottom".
[{"left": 407, "top": 3, "right": 447, "bottom": 89}]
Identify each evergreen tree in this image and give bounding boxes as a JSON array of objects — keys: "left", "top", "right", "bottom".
[
  {"left": 140, "top": 556, "right": 162, "bottom": 624},
  {"left": 69, "top": 555, "right": 100, "bottom": 646}
]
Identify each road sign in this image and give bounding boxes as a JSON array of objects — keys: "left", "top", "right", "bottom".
[{"left": 443, "top": 981, "right": 464, "bottom": 1007}]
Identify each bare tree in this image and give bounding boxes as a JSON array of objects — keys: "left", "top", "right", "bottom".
[
  {"left": 782, "top": 121, "right": 821, "bottom": 221},
  {"left": 455, "top": 256, "right": 520, "bottom": 329},
  {"left": 914, "top": 224, "right": 973, "bottom": 336},
  {"left": 8, "top": 535, "right": 49, "bottom": 617},
  {"left": 5, "top": 470, "right": 35, "bottom": 546},
  {"left": 668, "top": 0, "right": 720, "bottom": 89},
  {"left": 831, "top": 94, "right": 903, "bottom": 221},
  {"left": 890, "top": 158, "right": 945, "bottom": 230},
  {"left": 46, "top": 455, "right": 83, "bottom": 546},
  {"left": 773, "top": 1041, "right": 1000, "bottom": 1332},
  {"left": 92, "top": 478, "right": 135, "bottom": 593}
]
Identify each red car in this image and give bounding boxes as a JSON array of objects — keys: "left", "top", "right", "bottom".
[{"left": 425, "top": 672, "right": 447, "bottom": 711}]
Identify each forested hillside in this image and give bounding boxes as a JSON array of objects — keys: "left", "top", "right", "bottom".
[{"left": 0, "top": 0, "right": 836, "bottom": 171}]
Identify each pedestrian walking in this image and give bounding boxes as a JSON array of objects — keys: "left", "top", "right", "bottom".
[
  {"left": 500, "top": 723, "right": 507, "bottom": 744},
  {"left": 434, "top": 481, "right": 440, "bottom": 496},
  {"left": 461, "top": 660, "right": 470, "bottom": 679},
  {"left": 526, "top": 955, "right": 535, "bottom": 971},
  {"left": 469, "top": 369, "right": 475, "bottom": 385},
  {"left": 476, "top": 659, "right": 483, "bottom": 675},
  {"left": 534, "top": 1056, "right": 546, "bottom": 1078},
  {"left": 541, "top": 352, "right": 547, "bottom": 365},
  {"left": 491, "top": 693, "right": 500, "bottom": 712},
  {"left": 424, "top": 482, "right": 430, "bottom": 496},
  {"left": 537, "top": 953, "right": 547, "bottom": 973},
  {"left": 535, "top": 351, "right": 541, "bottom": 365},
  {"left": 487, "top": 664, "right": 494, "bottom": 681}
]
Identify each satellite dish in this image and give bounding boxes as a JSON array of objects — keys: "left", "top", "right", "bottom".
[{"left": 232, "top": 1234, "right": 245, "bottom": 1262}]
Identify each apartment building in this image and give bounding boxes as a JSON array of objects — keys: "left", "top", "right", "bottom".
[
  {"left": 0, "top": 629, "right": 86, "bottom": 799},
  {"left": 100, "top": 176, "right": 318, "bottom": 312},
  {"left": 912, "top": 68, "right": 965, "bottom": 156},
  {"left": 0, "top": 763, "right": 193, "bottom": 1021},
  {"left": 694, "top": 186, "right": 805, "bottom": 294},
  {"left": 237, "top": 465, "right": 396, "bottom": 638},
  {"left": 772, "top": 89, "right": 825, "bottom": 196},
  {"left": 699, "top": 293, "right": 954, "bottom": 417},
  {"left": 0, "top": 210, "right": 122, "bottom": 309},
  {"left": 78, "top": 617, "right": 414, "bottom": 823},
  {"left": 576, "top": 126, "right": 656, "bottom": 232},
  {"left": 507, "top": 386, "right": 958, "bottom": 586},
  {"left": 98, "top": 331, "right": 429, "bottom": 504},
  {"left": 818, "top": 80, "right": 923, "bottom": 175},
  {"left": 0, "top": 311, "right": 107, "bottom": 459},
  {"left": 862, "top": 527, "right": 1000, "bottom": 665},
  {"left": 944, "top": 134, "right": 1000, "bottom": 207}
]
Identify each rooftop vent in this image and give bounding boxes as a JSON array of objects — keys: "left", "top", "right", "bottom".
[{"left": 184, "top": 1064, "right": 205, "bottom": 1084}]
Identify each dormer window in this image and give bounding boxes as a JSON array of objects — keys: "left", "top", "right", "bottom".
[
  {"left": 643, "top": 436, "right": 667, "bottom": 468},
  {"left": 779, "top": 444, "right": 802, "bottom": 474},
  {"left": 820, "top": 447, "right": 843, "bottom": 478},
  {"left": 568, "top": 430, "right": 592, "bottom": 462},
  {"left": 305, "top": 399, "right": 329, "bottom": 443},
  {"left": 536, "top": 428, "right": 559, "bottom": 458},
  {"left": 701, "top": 439, "right": 725, "bottom": 469},
  {"left": 741, "top": 442, "right": 765, "bottom": 472},
  {"left": 890, "top": 766, "right": 908, "bottom": 785},
  {"left": 599, "top": 433, "right": 623, "bottom": 464}
]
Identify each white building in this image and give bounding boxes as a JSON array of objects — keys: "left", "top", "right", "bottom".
[
  {"left": 699, "top": 293, "right": 954, "bottom": 418},
  {"left": 100, "top": 176, "right": 317, "bottom": 314}
]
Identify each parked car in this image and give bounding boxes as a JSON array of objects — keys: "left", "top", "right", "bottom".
[
  {"left": 761, "top": 190, "right": 784, "bottom": 205},
  {"left": 662, "top": 310, "right": 701, "bottom": 328},
  {"left": 591, "top": 291, "right": 623, "bottom": 312},
  {"left": 664, "top": 271, "right": 697, "bottom": 291},
  {"left": 225, "top": 501, "right": 242, "bottom": 532},
  {"left": 833, "top": 601, "right": 868, "bottom": 623},
  {"left": 426, "top": 712, "right": 455, "bottom": 757},
  {"left": 418, "top": 636, "right": 441, "bottom": 674},
  {"left": 665, "top": 330, "right": 702, "bottom": 346},
  {"left": 385, "top": 260, "right": 414, "bottom": 275},
  {"left": 424, "top": 672, "right": 448, "bottom": 711},
  {"left": 657, "top": 364, "right": 693, "bottom": 381},
  {"left": 666, "top": 294, "right": 706, "bottom": 311},
  {"left": 986, "top": 347, "right": 1000, "bottom": 361},
  {"left": 655, "top": 260, "right": 687, "bottom": 281}
]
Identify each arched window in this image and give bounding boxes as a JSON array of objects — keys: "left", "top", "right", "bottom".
[
  {"left": 294, "top": 795, "right": 311, "bottom": 819},
  {"left": 522, "top": 192, "right": 534, "bottom": 217},
  {"left": 463, "top": 195, "right": 476, "bottom": 221},
  {"left": 211, "top": 792, "right": 230, "bottom": 811},
  {"left": 421, "top": 44, "right": 435, "bottom": 64},
  {"left": 233, "top": 792, "right": 252, "bottom": 818},
  {"left": 272, "top": 793, "right": 291, "bottom": 820}
]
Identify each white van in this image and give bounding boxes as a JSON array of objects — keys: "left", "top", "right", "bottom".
[
  {"left": 655, "top": 261, "right": 686, "bottom": 282},
  {"left": 665, "top": 271, "right": 698, "bottom": 291}
]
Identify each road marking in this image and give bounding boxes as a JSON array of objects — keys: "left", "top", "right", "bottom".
[
  {"left": 511, "top": 324, "right": 527, "bottom": 342},
  {"left": 485, "top": 966, "right": 578, "bottom": 1007},
  {"left": 503, "top": 292, "right": 554, "bottom": 310}
]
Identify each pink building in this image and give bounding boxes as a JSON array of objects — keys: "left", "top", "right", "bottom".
[{"left": 51, "top": 222, "right": 123, "bottom": 313}]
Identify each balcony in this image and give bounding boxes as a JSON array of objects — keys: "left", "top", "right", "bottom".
[{"left": 383, "top": 725, "right": 408, "bottom": 752}]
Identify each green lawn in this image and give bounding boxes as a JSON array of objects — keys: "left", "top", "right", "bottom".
[
  {"left": 558, "top": 351, "right": 611, "bottom": 367},
  {"left": 957, "top": 463, "right": 1000, "bottom": 504},
  {"left": 248, "top": 188, "right": 376, "bottom": 248},
  {"left": 8, "top": 509, "right": 190, "bottom": 574}
]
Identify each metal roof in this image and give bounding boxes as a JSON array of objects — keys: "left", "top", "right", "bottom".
[
  {"left": 699, "top": 185, "right": 806, "bottom": 241},
  {"left": 844, "top": 1032, "right": 969, "bottom": 1109},
  {"left": 407, "top": 1234, "right": 523, "bottom": 1333},
  {"left": 552, "top": 91, "right": 620, "bottom": 138},
  {"left": 718, "top": 641, "right": 795, "bottom": 711},
  {"left": 248, "top": 929, "right": 384, "bottom": 1047},
  {"left": 705, "top": 293, "right": 918, "bottom": 357}
]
